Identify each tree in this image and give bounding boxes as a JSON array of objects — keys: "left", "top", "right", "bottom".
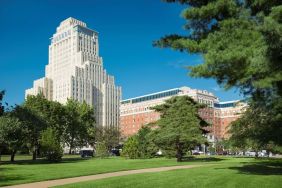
[
  {"left": 19, "top": 95, "right": 49, "bottom": 160},
  {"left": 64, "top": 99, "right": 95, "bottom": 154},
  {"left": 121, "top": 126, "right": 158, "bottom": 159},
  {"left": 0, "top": 90, "right": 6, "bottom": 160},
  {"left": 40, "top": 128, "right": 63, "bottom": 162},
  {"left": 136, "top": 126, "right": 158, "bottom": 158},
  {"left": 77, "top": 101, "right": 96, "bottom": 148},
  {"left": 151, "top": 96, "right": 208, "bottom": 162},
  {"left": 0, "top": 90, "right": 5, "bottom": 116},
  {"left": 122, "top": 136, "right": 140, "bottom": 159},
  {"left": 0, "top": 115, "right": 28, "bottom": 162},
  {"left": 95, "top": 141, "right": 109, "bottom": 158},
  {"left": 95, "top": 126, "right": 120, "bottom": 152},
  {"left": 229, "top": 99, "right": 282, "bottom": 154},
  {"left": 155, "top": 0, "right": 282, "bottom": 146}
]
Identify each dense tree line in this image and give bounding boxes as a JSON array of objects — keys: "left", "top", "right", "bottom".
[
  {"left": 155, "top": 0, "right": 282, "bottom": 151},
  {"left": 0, "top": 94, "right": 97, "bottom": 162}
]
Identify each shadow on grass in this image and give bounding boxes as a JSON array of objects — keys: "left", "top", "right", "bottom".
[
  {"left": 0, "top": 175, "right": 27, "bottom": 187},
  {"left": 223, "top": 159, "right": 282, "bottom": 175},
  {"left": 0, "top": 156, "right": 88, "bottom": 165},
  {"left": 0, "top": 167, "right": 28, "bottom": 187},
  {"left": 180, "top": 156, "right": 225, "bottom": 162},
  {"left": 229, "top": 164, "right": 282, "bottom": 175}
]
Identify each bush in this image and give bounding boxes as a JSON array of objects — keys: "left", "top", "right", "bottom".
[
  {"left": 122, "top": 127, "right": 158, "bottom": 159},
  {"left": 137, "top": 126, "right": 158, "bottom": 158},
  {"left": 95, "top": 142, "right": 109, "bottom": 158},
  {"left": 40, "top": 128, "right": 63, "bottom": 162},
  {"left": 122, "top": 136, "right": 139, "bottom": 159}
]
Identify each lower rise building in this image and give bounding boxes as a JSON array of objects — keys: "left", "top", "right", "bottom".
[
  {"left": 120, "top": 86, "right": 247, "bottom": 141},
  {"left": 120, "top": 86, "right": 219, "bottom": 138}
]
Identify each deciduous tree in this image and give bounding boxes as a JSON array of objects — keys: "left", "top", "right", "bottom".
[
  {"left": 40, "top": 128, "right": 63, "bottom": 162},
  {"left": 0, "top": 115, "right": 28, "bottom": 162},
  {"left": 64, "top": 99, "right": 95, "bottom": 154}
]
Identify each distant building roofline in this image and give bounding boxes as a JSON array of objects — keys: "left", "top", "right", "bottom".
[{"left": 122, "top": 87, "right": 181, "bottom": 102}]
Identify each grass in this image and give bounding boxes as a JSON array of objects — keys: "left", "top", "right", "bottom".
[
  {"left": 0, "top": 154, "right": 81, "bottom": 162},
  {"left": 55, "top": 158, "right": 282, "bottom": 188},
  {"left": 0, "top": 155, "right": 224, "bottom": 187}
]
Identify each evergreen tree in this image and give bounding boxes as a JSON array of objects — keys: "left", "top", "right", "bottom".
[
  {"left": 151, "top": 96, "right": 208, "bottom": 162},
  {"left": 155, "top": 0, "right": 282, "bottom": 146},
  {"left": 122, "top": 136, "right": 140, "bottom": 159}
]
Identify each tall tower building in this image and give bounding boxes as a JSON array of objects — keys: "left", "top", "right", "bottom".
[{"left": 26, "top": 17, "right": 122, "bottom": 128}]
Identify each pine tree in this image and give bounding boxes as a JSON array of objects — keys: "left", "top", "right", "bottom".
[{"left": 151, "top": 96, "right": 208, "bottom": 162}]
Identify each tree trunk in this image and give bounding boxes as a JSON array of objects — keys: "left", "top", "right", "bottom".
[
  {"left": 32, "top": 145, "right": 37, "bottom": 160},
  {"left": 255, "top": 151, "right": 259, "bottom": 158},
  {"left": 69, "top": 140, "right": 73, "bottom": 154},
  {"left": 176, "top": 143, "right": 182, "bottom": 162},
  {"left": 10, "top": 150, "right": 16, "bottom": 162}
]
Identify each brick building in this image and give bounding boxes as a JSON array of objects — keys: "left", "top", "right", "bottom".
[
  {"left": 120, "top": 86, "right": 219, "bottom": 138},
  {"left": 120, "top": 87, "right": 247, "bottom": 141}
]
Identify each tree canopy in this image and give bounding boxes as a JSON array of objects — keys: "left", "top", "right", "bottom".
[
  {"left": 151, "top": 96, "right": 208, "bottom": 161},
  {"left": 155, "top": 0, "right": 281, "bottom": 97},
  {"left": 155, "top": 0, "right": 282, "bottom": 147},
  {"left": 0, "top": 90, "right": 5, "bottom": 116},
  {"left": 0, "top": 115, "right": 28, "bottom": 161},
  {"left": 0, "top": 94, "right": 97, "bottom": 162}
]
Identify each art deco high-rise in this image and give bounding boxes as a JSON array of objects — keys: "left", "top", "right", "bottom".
[{"left": 26, "top": 17, "right": 122, "bottom": 128}]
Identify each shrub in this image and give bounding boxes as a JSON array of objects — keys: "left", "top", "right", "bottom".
[
  {"left": 40, "top": 128, "right": 63, "bottom": 162},
  {"left": 122, "top": 136, "right": 139, "bottom": 159},
  {"left": 95, "top": 141, "right": 109, "bottom": 158}
]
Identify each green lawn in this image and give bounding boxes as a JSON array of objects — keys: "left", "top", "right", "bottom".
[
  {"left": 55, "top": 158, "right": 282, "bottom": 188},
  {"left": 0, "top": 155, "right": 224, "bottom": 187}
]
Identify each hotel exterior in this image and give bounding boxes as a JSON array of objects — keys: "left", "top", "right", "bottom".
[
  {"left": 120, "top": 86, "right": 247, "bottom": 140},
  {"left": 212, "top": 100, "right": 247, "bottom": 139},
  {"left": 120, "top": 86, "right": 219, "bottom": 138},
  {"left": 26, "top": 17, "right": 121, "bottom": 128}
]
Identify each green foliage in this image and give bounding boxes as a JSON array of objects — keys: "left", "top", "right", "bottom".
[
  {"left": 40, "top": 128, "right": 63, "bottom": 162},
  {"left": 8, "top": 95, "right": 96, "bottom": 160},
  {"left": 136, "top": 126, "right": 158, "bottom": 158},
  {"left": 229, "top": 99, "right": 282, "bottom": 151},
  {"left": 151, "top": 96, "right": 208, "bottom": 161},
  {"left": 156, "top": 1, "right": 281, "bottom": 95},
  {"left": 95, "top": 142, "right": 109, "bottom": 158},
  {"left": 19, "top": 95, "right": 52, "bottom": 160},
  {"left": 96, "top": 127, "right": 120, "bottom": 151},
  {"left": 64, "top": 99, "right": 96, "bottom": 154},
  {"left": 0, "top": 115, "right": 28, "bottom": 161},
  {"left": 156, "top": 0, "right": 282, "bottom": 148},
  {"left": 121, "top": 126, "right": 158, "bottom": 159},
  {"left": 122, "top": 136, "right": 140, "bottom": 159}
]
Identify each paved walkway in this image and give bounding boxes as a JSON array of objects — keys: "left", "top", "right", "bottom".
[{"left": 3, "top": 164, "right": 206, "bottom": 188}]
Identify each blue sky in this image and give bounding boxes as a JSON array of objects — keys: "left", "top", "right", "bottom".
[{"left": 0, "top": 0, "right": 242, "bottom": 106}]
